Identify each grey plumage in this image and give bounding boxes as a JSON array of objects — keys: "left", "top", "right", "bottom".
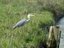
[
  {"left": 13, "top": 14, "right": 34, "bottom": 29},
  {"left": 13, "top": 18, "right": 28, "bottom": 29}
]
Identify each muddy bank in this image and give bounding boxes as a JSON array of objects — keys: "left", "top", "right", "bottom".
[
  {"left": 53, "top": 11, "right": 64, "bottom": 23},
  {"left": 51, "top": 9, "right": 64, "bottom": 23}
]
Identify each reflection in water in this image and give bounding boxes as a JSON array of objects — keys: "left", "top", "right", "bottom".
[
  {"left": 57, "top": 17, "right": 64, "bottom": 48},
  {"left": 58, "top": 17, "right": 64, "bottom": 25}
]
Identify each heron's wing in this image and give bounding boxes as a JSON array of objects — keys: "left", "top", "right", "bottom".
[{"left": 13, "top": 18, "right": 27, "bottom": 29}]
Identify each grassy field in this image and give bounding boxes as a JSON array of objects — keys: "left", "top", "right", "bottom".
[{"left": 0, "top": 0, "right": 64, "bottom": 48}]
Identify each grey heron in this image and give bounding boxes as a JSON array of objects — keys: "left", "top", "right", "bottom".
[{"left": 13, "top": 14, "right": 34, "bottom": 29}]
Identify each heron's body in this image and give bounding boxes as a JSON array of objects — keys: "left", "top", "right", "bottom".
[
  {"left": 13, "top": 14, "right": 34, "bottom": 29},
  {"left": 13, "top": 18, "right": 30, "bottom": 29}
]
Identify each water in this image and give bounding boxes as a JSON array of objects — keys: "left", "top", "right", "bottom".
[{"left": 57, "top": 17, "right": 64, "bottom": 48}]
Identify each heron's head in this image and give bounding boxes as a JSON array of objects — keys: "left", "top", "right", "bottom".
[{"left": 27, "top": 14, "right": 34, "bottom": 19}]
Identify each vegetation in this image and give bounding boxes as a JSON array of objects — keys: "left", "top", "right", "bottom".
[{"left": 0, "top": 0, "right": 64, "bottom": 48}]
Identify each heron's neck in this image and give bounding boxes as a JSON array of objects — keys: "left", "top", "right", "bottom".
[
  {"left": 27, "top": 18, "right": 30, "bottom": 22},
  {"left": 27, "top": 16, "right": 30, "bottom": 22}
]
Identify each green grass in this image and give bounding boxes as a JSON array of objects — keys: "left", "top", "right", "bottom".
[
  {"left": 0, "top": 9, "right": 54, "bottom": 48},
  {"left": 0, "top": 0, "right": 64, "bottom": 48}
]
